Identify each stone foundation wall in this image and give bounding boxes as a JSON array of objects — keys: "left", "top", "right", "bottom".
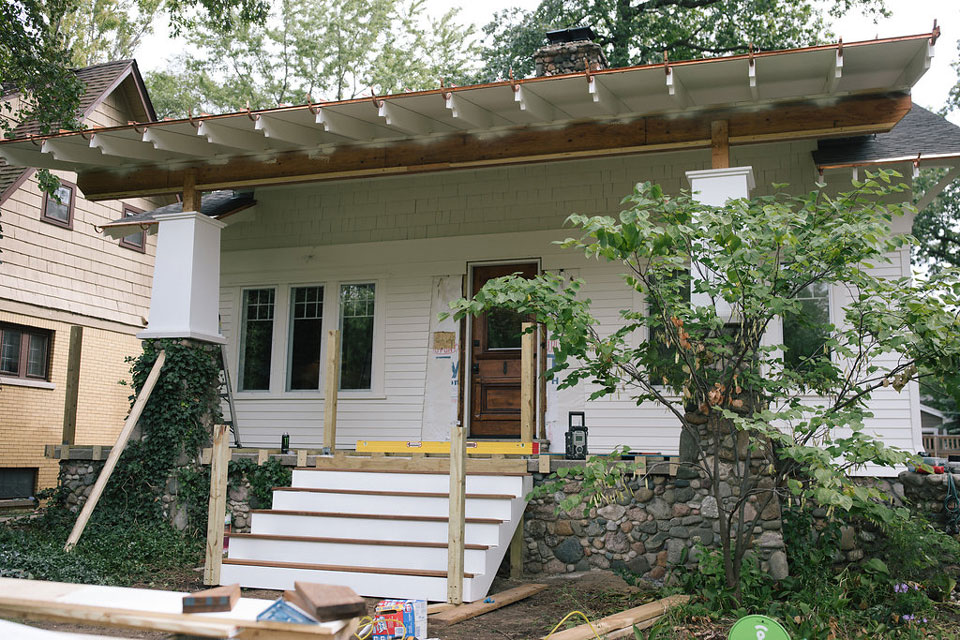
[
  {"left": 56, "top": 456, "right": 957, "bottom": 584},
  {"left": 521, "top": 467, "right": 787, "bottom": 582}
]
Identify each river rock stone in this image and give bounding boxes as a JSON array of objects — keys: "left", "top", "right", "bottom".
[
  {"left": 553, "top": 537, "right": 584, "bottom": 563},
  {"left": 598, "top": 504, "right": 626, "bottom": 521}
]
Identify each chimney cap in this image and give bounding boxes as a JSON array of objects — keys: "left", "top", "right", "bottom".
[{"left": 545, "top": 27, "right": 596, "bottom": 45}]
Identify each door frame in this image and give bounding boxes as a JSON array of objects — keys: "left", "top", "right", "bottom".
[{"left": 463, "top": 258, "right": 542, "bottom": 439}]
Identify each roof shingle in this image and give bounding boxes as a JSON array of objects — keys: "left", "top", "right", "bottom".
[{"left": 813, "top": 105, "right": 960, "bottom": 167}]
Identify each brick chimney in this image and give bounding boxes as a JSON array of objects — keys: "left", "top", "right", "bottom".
[{"left": 533, "top": 27, "right": 608, "bottom": 77}]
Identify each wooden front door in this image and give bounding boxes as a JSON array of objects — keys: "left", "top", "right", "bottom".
[{"left": 469, "top": 263, "right": 537, "bottom": 437}]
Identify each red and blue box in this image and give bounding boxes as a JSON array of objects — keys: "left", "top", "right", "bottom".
[{"left": 371, "top": 599, "right": 427, "bottom": 640}]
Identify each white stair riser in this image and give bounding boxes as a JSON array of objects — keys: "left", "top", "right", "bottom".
[
  {"left": 250, "top": 512, "right": 501, "bottom": 545},
  {"left": 291, "top": 469, "right": 526, "bottom": 497},
  {"left": 271, "top": 492, "right": 512, "bottom": 519},
  {"left": 221, "top": 563, "right": 482, "bottom": 603},
  {"left": 228, "top": 537, "right": 488, "bottom": 574}
]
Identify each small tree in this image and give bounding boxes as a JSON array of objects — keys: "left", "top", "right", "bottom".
[{"left": 448, "top": 172, "right": 960, "bottom": 595}]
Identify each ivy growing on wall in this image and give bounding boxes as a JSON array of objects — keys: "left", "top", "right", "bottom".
[{"left": 101, "top": 338, "right": 223, "bottom": 525}]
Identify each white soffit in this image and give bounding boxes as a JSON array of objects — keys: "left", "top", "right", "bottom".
[{"left": 0, "top": 33, "right": 936, "bottom": 174}]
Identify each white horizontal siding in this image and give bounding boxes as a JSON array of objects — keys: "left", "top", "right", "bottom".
[{"left": 220, "top": 141, "right": 920, "bottom": 471}]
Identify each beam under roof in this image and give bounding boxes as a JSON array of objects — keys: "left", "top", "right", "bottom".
[{"left": 75, "top": 92, "right": 911, "bottom": 200}]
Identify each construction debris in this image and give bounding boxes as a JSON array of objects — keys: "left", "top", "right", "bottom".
[
  {"left": 182, "top": 583, "right": 240, "bottom": 613},
  {"left": 430, "top": 583, "right": 549, "bottom": 627},
  {"left": 290, "top": 583, "right": 366, "bottom": 622},
  {"left": 542, "top": 593, "right": 690, "bottom": 640}
]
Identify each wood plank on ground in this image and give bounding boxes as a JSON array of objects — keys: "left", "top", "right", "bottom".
[
  {"left": 430, "top": 583, "right": 549, "bottom": 627},
  {"left": 541, "top": 594, "right": 689, "bottom": 640}
]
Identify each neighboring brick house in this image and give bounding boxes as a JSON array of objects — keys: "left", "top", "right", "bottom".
[{"left": 0, "top": 60, "right": 170, "bottom": 499}]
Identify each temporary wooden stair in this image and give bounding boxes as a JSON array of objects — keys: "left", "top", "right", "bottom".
[{"left": 220, "top": 467, "right": 532, "bottom": 602}]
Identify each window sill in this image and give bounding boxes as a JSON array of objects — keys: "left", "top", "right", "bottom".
[
  {"left": 0, "top": 377, "right": 55, "bottom": 390},
  {"left": 233, "top": 391, "right": 387, "bottom": 401}
]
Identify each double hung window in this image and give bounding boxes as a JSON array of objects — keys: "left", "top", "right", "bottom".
[{"left": 0, "top": 323, "right": 51, "bottom": 381}]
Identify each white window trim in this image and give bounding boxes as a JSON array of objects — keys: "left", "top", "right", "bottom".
[
  {"left": 0, "top": 376, "right": 55, "bottom": 390},
  {"left": 236, "top": 286, "right": 279, "bottom": 394},
  {"left": 232, "top": 278, "right": 386, "bottom": 400}
]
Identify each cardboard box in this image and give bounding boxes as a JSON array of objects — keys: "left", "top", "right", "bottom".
[{"left": 371, "top": 599, "right": 427, "bottom": 640}]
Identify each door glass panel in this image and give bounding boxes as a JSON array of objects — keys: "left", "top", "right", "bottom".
[{"left": 486, "top": 308, "right": 524, "bottom": 350}]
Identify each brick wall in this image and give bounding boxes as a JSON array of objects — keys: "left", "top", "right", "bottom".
[{"left": 0, "top": 308, "right": 141, "bottom": 492}]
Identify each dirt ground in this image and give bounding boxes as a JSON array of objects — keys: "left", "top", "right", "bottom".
[{"left": 4, "top": 570, "right": 662, "bottom": 639}]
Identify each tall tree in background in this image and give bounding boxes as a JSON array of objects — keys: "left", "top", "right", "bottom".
[
  {"left": 1, "top": 0, "right": 268, "bottom": 141},
  {"left": 145, "top": 0, "right": 476, "bottom": 118},
  {"left": 478, "top": 0, "right": 888, "bottom": 80},
  {"left": 61, "top": 0, "right": 161, "bottom": 66}
]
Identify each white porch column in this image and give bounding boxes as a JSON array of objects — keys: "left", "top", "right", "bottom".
[
  {"left": 685, "top": 166, "right": 756, "bottom": 315},
  {"left": 685, "top": 166, "right": 755, "bottom": 206},
  {"left": 138, "top": 212, "right": 226, "bottom": 344}
]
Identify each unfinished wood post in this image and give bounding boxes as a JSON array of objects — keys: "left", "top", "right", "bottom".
[
  {"left": 447, "top": 423, "right": 466, "bottom": 604},
  {"left": 521, "top": 322, "right": 536, "bottom": 442},
  {"left": 711, "top": 120, "right": 730, "bottom": 169},
  {"left": 65, "top": 350, "right": 166, "bottom": 551},
  {"left": 323, "top": 329, "right": 341, "bottom": 454},
  {"left": 203, "top": 423, "right": 230, "bottom": 585},
  {"left": 509, "top": 517, "right": 524, "bottom": 579},
  {"left": 182, "top": 169, "right": 198, "bottom": 211},
  {"left": 61, "top": 326, "right": 83, "bottom": 445}
]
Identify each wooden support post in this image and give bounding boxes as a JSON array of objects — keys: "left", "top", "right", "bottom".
[
  {"left": 711, "top": 120, "right": 730, "bottom": 169},
  {"left": 520, "top": 322, "right": 536, "bottom": 442},
  {"left": 203, "top": 424, "right": 230, "bottom": 586},
  {"left": 509, "top": 517, "right": 524, "bottom": 579},
  {"left": 297, "top": 449, "right": 307, "bottom": 467},
  {"left": 64, "top": 350, "right": 166, "bottom": 551},
  {"left": 182, "top": 169, "right": 198, "bottom": 211},
  {"left": 538, "top": 327, "right": 547, "bottom": 441},
  {"left": 447, "top": 423, "right": 466, "bottom": 604},
  {"left": 61, "top": 326, "right": 83, "bottom": 445},
  {"left": 323, "top": 329, "right": 341, "bottom": 454},
  {"left": 257, "top": 449, "right": 268, "bottom": 466}
]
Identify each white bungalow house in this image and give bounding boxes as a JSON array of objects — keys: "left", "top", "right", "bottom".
[{"left": 3, "top": 28, "right": 958, "bottom": 600}]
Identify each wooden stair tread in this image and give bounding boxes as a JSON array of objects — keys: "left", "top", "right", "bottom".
[
  {"left": 294, "top": 467, "right": 529, "bottom": 476},
  {"left": 251, "top": 509, "right": 503, "bottom": 524},
  {"left": 223, "top": 558, "right": 476, "bottom": 579},
  {"left": 273, "top": 487, "right": 516, "bottom": 500},
  {"left": 228, "top": 532, "right": 489, "bottom": 550}
]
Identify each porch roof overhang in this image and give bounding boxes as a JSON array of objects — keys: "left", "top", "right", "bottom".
[{"left": 0, "top": 31, "right": 937, "bottom": 201}]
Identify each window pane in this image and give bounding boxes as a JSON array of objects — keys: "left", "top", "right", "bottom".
[
  {"left": 288, "top": 286, "right": 323, "bottom": 390},
  {"left": 26, "top": 334, "right": 47, "bottom": 378},
  {"left": 784, "top": 283, "right": 831, "bottom": 370},
  {"left": 240, "top": 288, "right": 275, "bottom": 391},
  {"left": 340, "top": 283, "right": 375, "bottom": 390},
  {"left": 123, "top": 229, "right": 145, "bottom": 248},
  {"left": 487, "top": 308, "right": 524, "bottom": 349},
  {"left": 1, "top": 328, "right": 22, "bottom": 375},
  {"left": 45, "top": 185, "right": 72, "bottom": 223}
]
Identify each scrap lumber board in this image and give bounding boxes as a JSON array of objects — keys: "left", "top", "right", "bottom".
[
  {"left": 541, "top": 594, "right": 689, "bottom": 640},
  {"left": 0, "top": 577, "right": 356, "bottom": 640},
  {"left": 430, "top": 583, "right": 549, "bottom": 627},
  {"left": 183, "top": 584, "right": 240, "bottom": 613},
  {"left": 426, "top": 603, "right": 457, "bottom": 615},
  {"left": 292, "top": 583, "right": 365, "bottom": 622},
  {"left": 0, "top": 618, "right": 122, "bottom": 639},
  {"left": 356, "top": 440, "right": 538, "bottom": 456},
  {"left": 606, "top": 614, "right": 663, "bottom": 639}
]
